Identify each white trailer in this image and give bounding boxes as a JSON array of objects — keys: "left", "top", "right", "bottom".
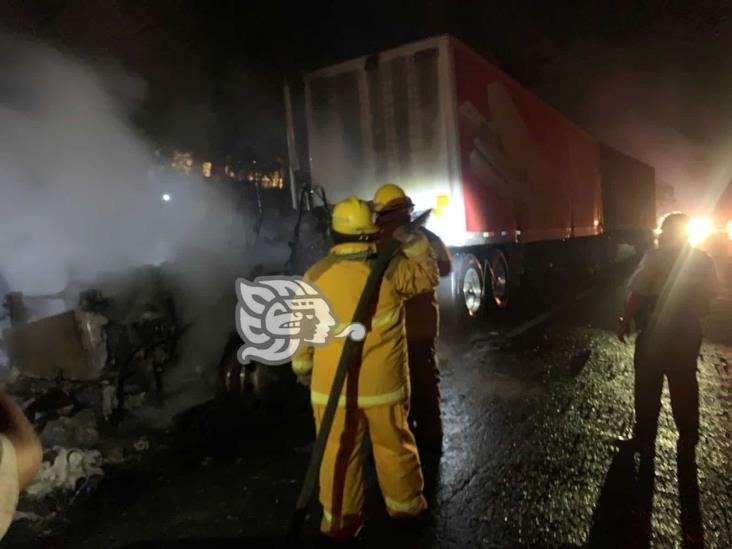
[{"left": 290, "top": 35, "right": 620, "bottom": 319}]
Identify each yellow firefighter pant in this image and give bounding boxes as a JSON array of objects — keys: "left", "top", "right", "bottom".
[{"left": 313, "top": 402, "right": 427, "bottom": 539}]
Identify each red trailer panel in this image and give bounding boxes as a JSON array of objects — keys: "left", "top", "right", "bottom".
[
  {"left": 569, "top": 129, "right": 603, "bottom": 237},
  {"left": 451, "top": 39, "right": 602, "bottom": 243}
]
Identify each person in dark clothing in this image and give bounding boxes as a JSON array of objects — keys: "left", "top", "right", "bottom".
[
  {"left": 618, "top": 212, "right": 719, "bottom": 455},
  {"left": 373, "top": 183, "right": 452, "bottom": 449}
]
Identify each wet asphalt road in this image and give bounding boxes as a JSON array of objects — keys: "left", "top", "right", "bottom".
[{"left": 6, "top": 257, "right": 732, "bottom": 548}]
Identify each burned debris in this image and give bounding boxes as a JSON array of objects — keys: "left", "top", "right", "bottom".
[{"left": 0, "top": 267, "right": 181, "bottom": 510}]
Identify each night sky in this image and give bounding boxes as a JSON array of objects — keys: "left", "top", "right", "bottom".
[{"left": 2, "top": 1, "right": 732, "bottom": 209}]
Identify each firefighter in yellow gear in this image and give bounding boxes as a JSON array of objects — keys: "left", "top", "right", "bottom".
[
  {"left": 373, "top": 183, "right": 452, "bottom": 448},
  {"left": 292, "top": 196, "right": 439, "bottom": 540}
]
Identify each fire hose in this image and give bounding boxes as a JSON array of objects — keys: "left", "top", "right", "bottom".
[{"left": 286, "top": 209, "right": 431, "bottom": 543}]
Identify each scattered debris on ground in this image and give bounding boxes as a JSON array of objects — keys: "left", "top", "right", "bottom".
[{"left": 27, "top": 448, "right": 104, "bottom": 499}]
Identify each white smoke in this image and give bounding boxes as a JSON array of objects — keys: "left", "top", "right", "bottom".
[
  {"left": 0, "top": 33, "right": 259, "bottom": 295},
  {"left": 0, "top": 33, "right": 291, "bottom": 419},
  {"left": 531, "top": 37, "right": 732, "bottom": 217}
]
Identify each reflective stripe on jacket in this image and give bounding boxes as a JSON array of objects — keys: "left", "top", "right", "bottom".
[{"left": 292, "top": 234, "right": 438, "bottom": 408}]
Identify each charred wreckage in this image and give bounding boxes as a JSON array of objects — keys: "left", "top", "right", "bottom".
[{"left": 0, "top": 189, "right": 331, "bottom": 517}]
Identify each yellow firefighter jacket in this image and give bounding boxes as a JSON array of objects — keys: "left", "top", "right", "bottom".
[
  {"left": 292, "top": 234, "right": 439, "bottom": 408},
  {"left": 403, "top": 227, "right": 452, "bottom": 342}
]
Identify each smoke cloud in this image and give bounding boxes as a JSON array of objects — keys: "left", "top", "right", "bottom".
[
  {"left": 576, "top": 67, "right": 732, "bottom": 215},
  {"left": 528, "top": 32, "right": 732, "bottom": 217},
  {"left": 0, "top": 33, "right": 258, "bottom": 295},
  {"left": 0, "top": 33, "right": 289, "bottom": 419}
]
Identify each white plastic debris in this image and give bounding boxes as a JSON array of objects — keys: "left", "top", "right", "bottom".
[{"left": 26, "top": 448, "right": 104, "bottom": 498}]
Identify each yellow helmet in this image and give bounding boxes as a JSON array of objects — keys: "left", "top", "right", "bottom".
[
  {"left": 373, "top": 182, "right": 414, "bottom": 213},
  {"left": 332, "top": 196, "right": 379, "bottom": 235}
]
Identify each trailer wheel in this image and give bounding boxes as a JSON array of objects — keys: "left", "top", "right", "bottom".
[
  {"left": 218, "top": 332, "right": 306, "bottom": 417},
  {"left": 486, "top": 249, "right": 511, "bottom": 309},
  {"left": 461, "top": 255, "right": 484, "bottom": 317},
  {"left": 441, "top": 253, "right": 484, "bottom": 322}
]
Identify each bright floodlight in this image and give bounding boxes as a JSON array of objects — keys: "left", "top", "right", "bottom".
[
  {"left": 162, "top": 193, "right": 171, "bottom": 203},
  {"left": 687, "top": 216, "right": 713, "bottom": 246}
]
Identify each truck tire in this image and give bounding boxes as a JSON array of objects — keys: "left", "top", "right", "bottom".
[
  {"left": 485, "top": 249, "right": 511, "bottom": 309},
  {"left": 218, "top": 332, "right": 306, "bottom": 418},
  {"left": 440, "top": 253, "right": 484, "bottom": 322}
]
